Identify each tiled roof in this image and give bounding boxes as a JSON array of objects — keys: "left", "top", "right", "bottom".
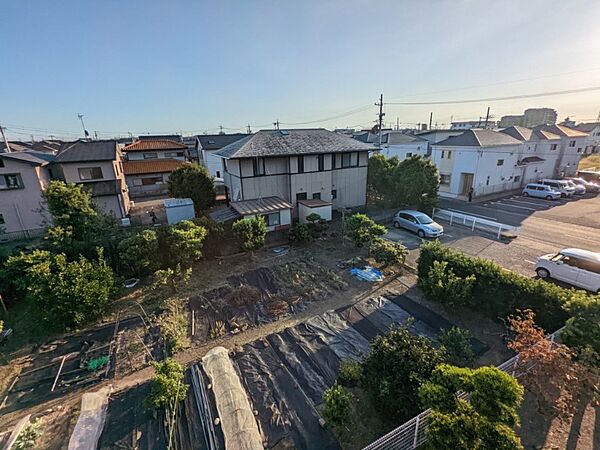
[
  {"left": 122, "top": 159, "right": 186, "bottom": 175},
  {"left": 215, "top": 128, "right": 376, "bottom": 159},
  {"left": 0, "top": 150, "right": 55, "bottom": 166},
  {"left": 123, "top": 139, "right": 188, "bottom": 152},
  {"left": 231, "top": 196, "right": 293, "bottom": 216},
  {"left": 573, "top": 122, "right": 600, "bottom": 133},
  {"left": 500, "top": 126, "right": 561, "bottom": 142},
  {"left": 197, "top": 134, "right": 248, "bottom": 150},
  {"left": 55, "top": 140, "right": 117, "bottom": 162},
  {"left": 535, "top": 124, "right": 588, "bottom": 138},
  {"left": 435, "top": 129, "right": 522, "bottom": 147},
  {"left": 386, "top": 132, "right": 428, "bottom": 145}
]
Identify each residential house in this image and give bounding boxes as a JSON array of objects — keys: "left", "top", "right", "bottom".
[
  {"left": 121, "top": 139, "right": 187, "bottom": 198},
  {"left": 0, "top": 150, "right": 54, "bottom": 239},
  {"left": 54, "top": 140, "right": 131, "bottom": 218},
  {"left": 499, "top": 126, "right": 562, "bottom": 184},
  {"left": 196, "top": 134, "right": 248, "bottom": 178},
  {"left": 431, "top": 129, "right": 524, "bottom": 199},
  {"left": 451, "top": 120, "right": 497, "bottom": 130},
  {"left": 215, "top": 128, "right": 375, "bottom": 230},
  {"left": 378, "top": 132, "right": 430, "bottom": 159},
  {"left": 415, "top": 129, "right": 464, "bottom": 144},
  {"left": 533, "top": 124, "right": 588, "bottom": 176},
  {"left": 574, "top": 122, "right": 600, "bottom": 154}
]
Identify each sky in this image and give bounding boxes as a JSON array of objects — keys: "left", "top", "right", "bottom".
[{"left": 2, "top": 0, "right": 600, "bottom": 140}]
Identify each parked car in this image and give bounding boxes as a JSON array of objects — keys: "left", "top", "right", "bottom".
[
  {"left": 540, "top": 179, "right": 575, "bottom": 198},
  {"left": 522, "top": 183, "right": 561, "bottom": 200},
  {"left": 535, "top": 248, "right": 600, "bottom": 292},
  {"left": 567, "top": 177, "right": 600, "bottom": 193},
  {"left": 393, "top": 210, "right": 443, "bottom": 238},
  {"left": 563, "top": 179, "right": 586, "bottom": 195}
]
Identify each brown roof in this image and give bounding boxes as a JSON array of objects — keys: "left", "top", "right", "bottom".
[
  {"left": 122, "top": 159, "right": 186, "bottom": 175},
  {"left": 231, "top": 196, "right": 293, "bottom": 215},
  {"left": 123, "top": 139, "right": 187, "bottom": 152},
  {"left": 298, "top": 199, "right": 332, "bottom": 208}
]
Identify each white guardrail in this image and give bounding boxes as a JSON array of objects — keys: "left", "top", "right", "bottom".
[
  {"left": 432, "top": 208, "right": 520, "bottom": 239},
  {"left": 361, "top": 328, "right": 562, "bottom": 450}
]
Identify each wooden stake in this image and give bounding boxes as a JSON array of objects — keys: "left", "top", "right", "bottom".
[{"left": 51, "top": 356, "right": 66, "bottom": 392}]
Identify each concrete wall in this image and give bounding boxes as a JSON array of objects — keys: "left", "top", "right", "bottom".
[
  {"left": 299, "top": 204, "right": 332, "bottom": 223},
  {"left": 242, "top": 208, "right": 292, "bottom": 232},
  {"left": 0, "top": 159, "right": 48, "bottom": 234},
  {"left": 92, "top": 195, "right": 125, "bottom": 219}
]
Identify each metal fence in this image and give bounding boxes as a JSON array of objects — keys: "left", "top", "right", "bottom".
[
  {"left": 0, "top": 227, "right": 45, "bottom": 243},
  {"left": 432, "top": 207, "right": 520, "bottom": 239},
  {"left": 362, "top": 328, "right": 563, "bottom": 450}
]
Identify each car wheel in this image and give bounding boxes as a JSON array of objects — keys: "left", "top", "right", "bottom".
[
  {"left": 393, "top": 221, "right": 400, "bottom": 229},
  {"left": 523, "top": 191, "right": 529, "bottom": 197},
  {"left": 417, "top": 230, "right": 426, "bottom": 238},
  {"left": 545, "top": 195, "right": 553, "bottom": 200},
  {"left": 536, "top": 268, "right": 550, "bottom": 279}
]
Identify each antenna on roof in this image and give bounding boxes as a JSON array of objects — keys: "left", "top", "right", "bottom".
[
  {"left": 77, "top": 114, "right": 89, "bottom": 139},
  {"left": 273, "top": 120, "right": 280, "bottom": 130},
  {"left": 247, "top": 124, "right": 252, "bottom": 134},
  {"left": 0, "top": 124, "right": 11, "bottom": 152}
]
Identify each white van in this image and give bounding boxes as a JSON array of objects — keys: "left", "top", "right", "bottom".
[
  {"left": 540, "top": 179, "right": 575, "bottom": 198},
  {"left": 535, "top": 248, "right": 600, "bottom": 292}
]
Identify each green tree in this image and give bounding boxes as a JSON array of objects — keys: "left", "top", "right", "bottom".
[
  {"left": 345, "top": 213, "right": 386, "bottom": 248},
  {"left": 151, "top": 264, "right": 192, "bottom": 294},
  {"left": 367, "top": 154, "right": 396, "bottom": 196},
  {"left": 361, "top": 326, "right": 445, "bottom": 421},
  {"left": 423, "top": 260, "right": 475, "bottom": 308},
  {"left": 167, "top": 163, "right": 216, "bottom": 213},
  {"left": 369, "top": 237, "right": 407, "bottom": 267},
  {"left": 156, "top": 220, "right": 207, "bottom": 268},
  {"left": 439, "top": 326, "right": 475, "bottom": 367},
  {"left": 419, "top": 364, "right": 524, "bottom": 450},
  {"left": 146, "top": 358, "right": 189, "bottom": 410},
  {"left": 563, "top": 294, "right": 600, "bottom": 364},
  {"left": 322, "top": 383, "right": 353, "bottom": 428},
  {"left": 117, "top": 229, "right": 159, "bottom": 277},
  {"left": 232, "top": 216, "right": 267, "bottom": 253},
  {"left": 43, "top": 180, "right": 97, "bottom": 232},
  {"left": 0, "top": 249, "right": 51, "bottom": 304}
]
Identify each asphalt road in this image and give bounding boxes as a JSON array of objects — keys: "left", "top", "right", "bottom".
[{"left": 386, "top": 193, "right": 600, "bottom": 277}]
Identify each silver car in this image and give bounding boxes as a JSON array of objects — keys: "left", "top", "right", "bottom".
[{"left": 393, "top": 210, "right": 444, "bottom": 238}]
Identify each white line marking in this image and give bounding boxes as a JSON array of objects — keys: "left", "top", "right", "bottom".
[
  {"left": 503, "top": 198, "right": 549, "bottom": 208},
  {"left": 490, "top": 201, "right": 537, "bottom": 211},
  {"left": 525, "top": 260, "right": 536, "bottom": 264}
]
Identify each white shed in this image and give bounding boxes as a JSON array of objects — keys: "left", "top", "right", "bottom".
[
  {"left": 298, "top": 199, "right": 332, "bottom": 224},
  {"left": 163, "top": 198, "right": 195, "bottom": 224}
]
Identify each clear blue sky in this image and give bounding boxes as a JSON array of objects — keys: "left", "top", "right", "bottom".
[{"left": 2, "top": 0, "right": 600, "bottom": 139}]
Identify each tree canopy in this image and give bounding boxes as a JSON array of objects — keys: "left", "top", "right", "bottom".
[
  {"left": 146, "top": 358, "right": 189, "bottom": 410},
  {"left": 232, "top": 216, "right": 267, "bottom": 253},
  {"left": 344, "top": 213, "right": 387, "bottom": 248},
  {"left": 167, "top": 163, "right": 216, "bottom": 213}
]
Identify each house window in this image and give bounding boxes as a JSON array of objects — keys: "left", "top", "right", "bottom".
[
  {"left": 312, "top": 192, "right": 321, "bottom": 200},
  {"left": 514, "top": 175, "right": 521, "bottom": 183},
  {"left": 441, "top": 150, "right": 445, "bottom": 158},
  {"left": 406, "top": 153, "right": 413, "bottom": 158},
  {"left": 331, "top": 154, "right": 337, "bottom": 169},
  {"left": 143, "top": 152, "right": 158, "bottom": 159},
  {"left": 78, "top": 167, "right": 103, "bottom": 181},
  {"left": 447, "top": 150, "right": 452, "bottom": 158},
  {"left": 569, "top": 140, "right": 576, "bottom": 147},
  {"left": 262, "top": 211, "right": 281, "bottom": 227},
  {"left": 297, "top": 156, "right": 304, "bottom": 173},
  {"left": 141, "top": 177, "right": 163, "bottom": 185},
  {"left": 439, "top": 174, "right": 451, "bottom": 185},
  {"left": 331, "top": 189, "right": 337, "bottom": 199},
  {"left": 216, "top": 171, "right": 221, "bottom": 178},
  {"left": 0, "top": 174, "right": 24, "bottom": 190},
  {"left": 0, "top": 159, "right": 4, "bottom": 168},
  {"left": 341, "top": 153, "right": 352, "bottom": 168},
  {"left": 0, "top": 213, "right": 4, "bottom": 224},
  {"left": 296, "top": 192, "right": 307, "bottom": 202},
  {"left": 253, "top": 157, "right": 265, "bottom": 176},
  {"left": 497, "top": 159, "right": 504, "bottom": 166},
  {"left": 317, "top": 154, "right": 324, "bottom": 172},
  {"left": 486, "top": 176, "right": 490, "bottom": 186},
  {"left": 550, "top": 144, "right": 558, "bottom": 150},
  {"left": 165, "top": 151, "right": 185, "bottom": 158},
  {"left": 577, "top": 148, "right": 582, "bottom": 153}
]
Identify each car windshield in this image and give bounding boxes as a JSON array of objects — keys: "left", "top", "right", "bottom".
[{"left": 415, "top": 214, "right": 433, "bottom": 224}]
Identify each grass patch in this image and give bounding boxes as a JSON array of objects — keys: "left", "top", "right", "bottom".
[{"left": 578, "top": 154, "right": 600, "bottom": 171}]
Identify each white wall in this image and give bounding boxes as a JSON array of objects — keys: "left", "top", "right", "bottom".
[
  {"left": 381, "top": 142, "right": 428, "bottom": 160},
  {"left": 298, "top": 204, "right": 332, "bottom": 223}
]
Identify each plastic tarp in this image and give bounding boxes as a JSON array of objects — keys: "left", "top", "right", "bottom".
[
  {"left": 202, "top": 346, "right": 263, "bottom": 450},
  {"left": 68, "top": 386, "right": 111, "bottom": 450}
]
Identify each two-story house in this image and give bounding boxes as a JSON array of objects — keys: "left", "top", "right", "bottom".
[
  {"left": 355, "top": 131, "right": 430, "bottom": 160},
  {"left": 121, "top": 139, "right": 187, "bottom": 198},
  {"left": 54, "top": 140, "right": 131, "bottom": 218},
  {"left": 431, "top": 129, "right": 524, "bottom": 199},
  {"left": 214, "top": 128, "right": 375, "bottom": 230},
  {"left": 0, "top": 150, "right": 54, "bottom": 240},
  {"left": 196, "top": 134, "right": 248, "bottom": 179},
  {"left": 574, "top": 122, "right": 600, "bottom": 154},
  {"left": 534, "top": 124, "right": 588, "bottom": 177}
]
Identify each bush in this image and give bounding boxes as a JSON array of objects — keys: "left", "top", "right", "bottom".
[
  {"left": 439, "top": 326, "right": 475, "bottom": 367},
  {"left": 337, "top": 359, "right": 362, "bottom": 387},
  {"left": 155, "top": 298, "right": 190, "bottom": 356},
  {"left": 422, "top": 260, "right": 475, "bottom": 308},
  {"left": 156, "top": 220, "right": 207, "bottom": 268},
  {"left": 151, "top": 264, "right": 192, "bottom": 294},
  {"left": 306, "top": 213, "right": 328, "bottom": 236},
  {"left": 417, "top": 241, "right": 571, "bottom": 330},
  {"left": 146, "top": 359, "right": 189, "bottom": 410},
  {"left": 322, "top": 383, "right": 353, "bottom": 428},
  {"left": 117, "top": 229, "right": 159, "bottom": 278},
  {"left": 14, "top": 418, "right": 42, "bottom": 450},
  {"left": 232, "top": 216, "right": 267, "bottom": 253},
  {"left": 361, "top": 326, "right": 445, "bottom": 421},
  {"left": 289, "top": 222, "right": 312, "bottom": 243},
  {"left": 345, "top": 213, "right": 387, "bottom": 248},
  {"left": 167, "top": 163, "right": 216, "bottom": 213},
  {"left": 562, "top": 294, "right": 600, "bottom": 364},
  {"left": 370, "top": 238, "right": 408, "bottom": 267}
]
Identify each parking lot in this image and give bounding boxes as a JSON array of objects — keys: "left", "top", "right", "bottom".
[{"left": 385, "top": 192, "right": 600, "bottom": 278}]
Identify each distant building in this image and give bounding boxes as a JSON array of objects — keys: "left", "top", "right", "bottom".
[
  {"left": 533, "top": 124, "right": 588, "bottom": 176},
  {"left": 498, "top": 115, "right": 522, "bottom": 128},
  {"left": 499, "top": 108, "right": 557, "bottom": 128},
  {"left": 574, "top": 122, "right": 600, "bottom": 154},
  {"left": 450, "top": 120, "right": 497, "bottom": 130}
]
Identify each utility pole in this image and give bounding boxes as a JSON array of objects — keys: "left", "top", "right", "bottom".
[
  {"left": 246, "top": 124, "right": 252, "bottom": 134},
  {"left": 429, "top": 112, "right": 433, "bottom": 131},
  {"left": 0, "top": 124, "right": 11, "bottom": 152},
  {"left": 218, "top": 125, "right": 224, "bottom": 134},
  {"left": 273, "top": 120, "right": 280, "bottom": 130},
  {"left": 375, "top": 94, "right": 385, "bottom": 149},
  {"left": 396, "top": 117, "right": 399, "bottom": 130},
  {"left": 484, "top": 106, "right": 491, "bottom": 129},
  {"left": 77, "top": 113, "right": 89, "bottom": 138}
]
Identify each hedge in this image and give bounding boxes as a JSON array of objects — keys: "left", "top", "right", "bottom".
[{"left": 417, "top": 241, "right": 572, "bottom": 331}]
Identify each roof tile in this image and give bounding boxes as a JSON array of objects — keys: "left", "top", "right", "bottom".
[{"left": 122, "top": 159, "right": 186, "bottom": 175}]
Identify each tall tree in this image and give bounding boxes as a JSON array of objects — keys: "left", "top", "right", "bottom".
[
  {"left": 167, "top": 163, "right": 216, "bottom": 213},
  {"left": 344, "top": 213, "right": 387, "bottom": 248}
]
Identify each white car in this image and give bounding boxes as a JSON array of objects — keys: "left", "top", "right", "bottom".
[
  {"left": 540, "top": 179, "right": 575, "bottom": 198},
  {"left": 535, "top": 248, "right": 600, "bottom": 292}
]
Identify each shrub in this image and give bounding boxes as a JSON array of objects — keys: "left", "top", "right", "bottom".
[
  {"left": 562, "top": 294, "right": 600, "bottom": 364},
  {"left": 156, "top": 220, "right": 207, "bottom": 268},
  {"left": 369, "top": 238, "right": 408, "bottom": 267},
  {"left": 117, "top": 229, "right": 159, "bottom": 278},
  {"left": 14, "top": 418, "right": 42, "bottom": 450},
  {"left": 423, "top": 260, "right": 475, "bottom": 308},
  {"left": 417, "top": 241, "right": 570, "bottom": 330},
  {"left": 289, "top": 222, "right": 312, "bottom": 243},
  {"left": 337, "top": 359, "right": 362, "bottom": 387},
  {"left": 155, "top": 298, "right": 190, "bottom": 356},
  {"left": 232, "top": 216, "right": 267, "bottom": 253},
  {"left": 322, "top": 383, "right": 353, "bottom": 428},
  {"left": 362, "top": 326, "right": 445, "bottom": 421},
  {"left": 151, "top": 264, "right": 192, "bottom": 294},
  {"left": 345, "top": 213, "right": 387, "bottom": 248},
  {"left": 439, "top": 326, "right": 475, "bottom": 367},
  {"left": 146, "top": 359, "right": 189, "bottom": 410}
]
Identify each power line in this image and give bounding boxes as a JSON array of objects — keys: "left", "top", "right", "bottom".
[
  {"left": 386, "top": 86, "right": 600, "bottom": 105},
  {"left": 279, "top": 104, "right": 373, "bottom": 126}
]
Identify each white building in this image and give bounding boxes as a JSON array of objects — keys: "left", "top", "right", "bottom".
[
  {"left": 196, "top": 134, "right": 248, "bottom": 179},
  {"left": 379, "top": 132, "right": 430, "bottom": 159},
  {"left": 534, "top": 124, "right": 588, "bottom": 177},
  {"left": 574, "top": 122, "right": 600, "bottom": 154},
  {"left": 451, "top": 120, "right": 497, "bottom": 130}
]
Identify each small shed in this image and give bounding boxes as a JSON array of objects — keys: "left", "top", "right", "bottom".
[
  {"left": 230, "top": 196, "right": 292, "bottom": 232},
  {"left": 163, "top": 198, "right": 195, "bottom": 224},
  {"left": 298, "top": 199, "right": 332, "bottom": 224}
]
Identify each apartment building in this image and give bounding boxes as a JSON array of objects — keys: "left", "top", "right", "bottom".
[{"left": 534, "top": 124, "right": 588, "bottom": 177}]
